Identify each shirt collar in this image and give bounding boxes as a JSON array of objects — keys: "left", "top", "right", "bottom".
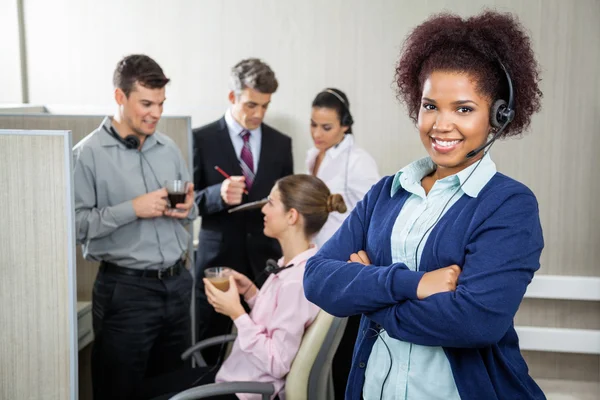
[
  {"left": 391, "top": 152, "right": 497, "bottom": 198},
  {"left": 97, "top": 116, "right": 164, "bottom": 148},
  {"left": 306, "top": 134, "right": 354, "bottom": 162},
  {"left": 275, "top": 246, "right": 319, "bottom": 277},
  {"left": 225, "top": 108, "right": 262, "bottom": 137}
]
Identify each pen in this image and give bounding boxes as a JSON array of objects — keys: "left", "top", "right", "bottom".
[{"left": 214, "top": 166, "right": 249, "bottom": 195}]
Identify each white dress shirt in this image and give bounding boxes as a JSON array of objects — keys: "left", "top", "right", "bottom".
[
  {"left": 224, "top": 108, "right": 262, "bottom": 173},
  {"left": 305, "top": 134, "right": 380, "bottom": 248}
]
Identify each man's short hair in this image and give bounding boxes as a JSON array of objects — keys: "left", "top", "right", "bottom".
[
  {"left": 113, "top": 54, "right": 170, "bottom": 97},
  {"left": 230, "top": 58, "right": 278, "bottom": 95}
]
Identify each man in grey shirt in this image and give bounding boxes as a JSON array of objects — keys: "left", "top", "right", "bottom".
[{"left": 73, "top": 54, "right": 197, "bottom": 400}]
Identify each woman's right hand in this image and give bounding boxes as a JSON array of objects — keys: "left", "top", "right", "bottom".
[
  {"left": 416, "top": 265, "right": 462, "bottom": 300},
  {"left": 231, "top": 270, "right": 257, "bottom": 300}
]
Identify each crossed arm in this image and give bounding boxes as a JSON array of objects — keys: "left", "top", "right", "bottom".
[{"left": 304, "top": 189, "right": 543, "bottom": 349}]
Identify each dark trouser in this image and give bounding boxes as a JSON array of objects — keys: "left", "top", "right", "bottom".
[
  {"left": 332, "top": 314, "right": 362, "bottom": 399},
  {"left": 91, "top": 266, "right": 193, "bottom": 400}
]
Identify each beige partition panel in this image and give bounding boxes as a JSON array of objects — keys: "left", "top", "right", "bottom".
[
  {"left": 0, "top": 114, "right": 193, "bottom": 302},
  {"left": 0, "top": 129, "right": 77, "bottom": 400},
  {"left": 0, "top": 104, "right": 48, "bottom": 114}
]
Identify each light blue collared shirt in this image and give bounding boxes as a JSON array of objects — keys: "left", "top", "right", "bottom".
[
  {"left": 363, "top": 153, "right": 497, "bottom": 400},
  {"left": 224, "top": 108, "right": 262, "bottom": 173}
]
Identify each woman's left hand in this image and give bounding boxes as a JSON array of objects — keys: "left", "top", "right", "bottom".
[{"left": 204, "top": 276, "right": 246, "bottom": 320}]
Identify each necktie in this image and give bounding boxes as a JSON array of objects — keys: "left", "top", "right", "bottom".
[{"left": 240, "top": 130, "right": 255, "bottom": 190}]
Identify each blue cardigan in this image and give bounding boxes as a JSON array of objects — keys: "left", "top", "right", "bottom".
[{"left": 304, "top": 173, "right": 546, "bottom": 400}]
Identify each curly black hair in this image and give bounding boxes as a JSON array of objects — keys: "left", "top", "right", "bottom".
[{"left": 395, "top": 11, "right": 542, "bottom": 137}]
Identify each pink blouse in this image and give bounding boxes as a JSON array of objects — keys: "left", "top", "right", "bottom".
[{"left": 215, "top": 247, "right": 320, "bottom": 400}]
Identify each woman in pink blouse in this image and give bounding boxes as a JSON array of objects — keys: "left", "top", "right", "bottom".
[{"left": 145, "top": 174, "right": 346, "bottom": 400}]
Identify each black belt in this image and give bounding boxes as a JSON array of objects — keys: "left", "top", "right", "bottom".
[{"left": 100, "top": 260, "right": 184, "bottom": 280}]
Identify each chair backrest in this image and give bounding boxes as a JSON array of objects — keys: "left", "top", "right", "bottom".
[{"left": 284, "top": 310, "right": 348, "bottom": 400}]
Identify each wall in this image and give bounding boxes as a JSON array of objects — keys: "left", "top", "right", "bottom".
[{"left": 0, "top": 0, "right": 23, "bottom": 103}]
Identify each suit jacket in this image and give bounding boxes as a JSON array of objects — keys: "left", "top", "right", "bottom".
[{"left": 193, "top": 116, "right": 293, "bottom": 282}]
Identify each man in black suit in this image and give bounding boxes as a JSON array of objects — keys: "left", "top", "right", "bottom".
[{"left": 193, "top": 58, "right": 293, "bottom": 353}]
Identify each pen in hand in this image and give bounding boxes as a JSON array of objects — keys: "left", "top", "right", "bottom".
[{"left": 214, "top": 166, "right": 249, "bottom": 195}]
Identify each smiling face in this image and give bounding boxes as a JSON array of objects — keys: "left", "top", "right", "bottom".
[
  {"left": 115, "top": 82, "right": 165, "bottom": 137},
  {"left": 418, "top": 71, "right": 493, "bottom": 178}
]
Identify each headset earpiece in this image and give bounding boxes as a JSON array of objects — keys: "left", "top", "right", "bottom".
[
  {"left": 490, "top": 99, "right": 515, "bottom": 129},
  {"left": 341, "top": 112, "right": 354, "bottom": 128},
  {"left": 123, "top": 135, "right": 140, "bottom": 149},
  {"left": 106, "top": 126, "right": 140, "bottom": 149},
  {"left": 323, "top": 88, "right": 353, "bottom": 131},
  {"left": 490, "top": 99, "right": 507, "bottom": 128}
]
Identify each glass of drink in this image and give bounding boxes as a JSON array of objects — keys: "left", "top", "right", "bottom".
[
  {"left": 164, "top": 180, "right": 189, "bottom": 209},
  {"left": 204, "top": 267, "right": 233, "bottom": 291}
]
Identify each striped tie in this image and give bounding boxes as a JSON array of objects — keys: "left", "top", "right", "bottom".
[{"left": 240, "top": 130, "right": 255, "bottom": 190}]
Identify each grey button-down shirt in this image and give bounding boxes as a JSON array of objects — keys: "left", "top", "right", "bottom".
[{"left": 73, "top": 117, "right": 198, "bottom": 270}]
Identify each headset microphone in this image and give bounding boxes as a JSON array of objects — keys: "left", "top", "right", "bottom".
[
  {"left": 264, "top": 259, "right": 295, "bottom": 275},
  {"left": 465, "top": 121, "right": 507, "bottom": 159},
  {"left": 265, "top": 259, "right": 279, "bottom": 273}
]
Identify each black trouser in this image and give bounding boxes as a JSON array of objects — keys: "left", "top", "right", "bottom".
[
  {"left": 91, "top": 265, "right": 193, "bottom": 400},
  {"left": 332, "top": 314, "right": 362, "bottom": 399}
]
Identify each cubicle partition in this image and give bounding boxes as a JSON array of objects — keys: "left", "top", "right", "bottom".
[
  {"left": 0, "top": 104, "right": 48, "bottom": 113},
  {"left": 0, "top": 129, "right": 77, "bottom": 400}
]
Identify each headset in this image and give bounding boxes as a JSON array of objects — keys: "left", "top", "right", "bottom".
[
  {"left": 374, "top": 60, "right": 516, "bottom": 399},
  {"left": 323, "top": 88, "right": 354, "bottom": 128},
  {"left": 104, "top": 124, "right": 141, "bottom": 150},
  {"left": 466, "top": 61, "right": 515, "bottom": 158},
  {"left": 321, "top": 89, "right": 355, "bottom": 206}
]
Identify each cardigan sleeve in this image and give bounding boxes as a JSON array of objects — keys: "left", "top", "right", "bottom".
[
  {"left": 304, "top": 177, "right": 425, "bottom": 318},
  {"left": 366, "top": 193, "right": 544, "bottom": 348}
]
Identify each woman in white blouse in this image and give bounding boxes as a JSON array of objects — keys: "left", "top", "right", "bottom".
[
  {"left": 305, "top": 88, "right": 380, "bottom": 396},
  {"left": 306, "top": 88, "right": 380, "bottom": 247}
]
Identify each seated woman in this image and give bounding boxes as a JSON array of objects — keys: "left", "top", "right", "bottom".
[{"left": 144, "top": 174, "right": 346, "bottom": 400}]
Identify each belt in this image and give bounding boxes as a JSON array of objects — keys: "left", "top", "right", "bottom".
[{"left": 100, "top": 260, "right": 184, "bottom": 280}]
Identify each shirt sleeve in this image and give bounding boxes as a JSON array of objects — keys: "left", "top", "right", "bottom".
[
  {"left": 233, "top": 279, "right": 318, "bottom": 379},
  {"left": 366, "top": 193, "right": 544, "bottom": 348},
  {"left": 346, "top": 149, "right": 380, "bottom": 208},
  {"left": 245, "top": 292, "right": 258, "bottom": 309},
  {"left": 74, "top": 146, "right": 137, "bottom": 244}
]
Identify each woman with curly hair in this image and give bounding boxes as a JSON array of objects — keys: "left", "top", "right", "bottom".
[{"left": 304, "top": 11, "right": 544, "bottom": 400}]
